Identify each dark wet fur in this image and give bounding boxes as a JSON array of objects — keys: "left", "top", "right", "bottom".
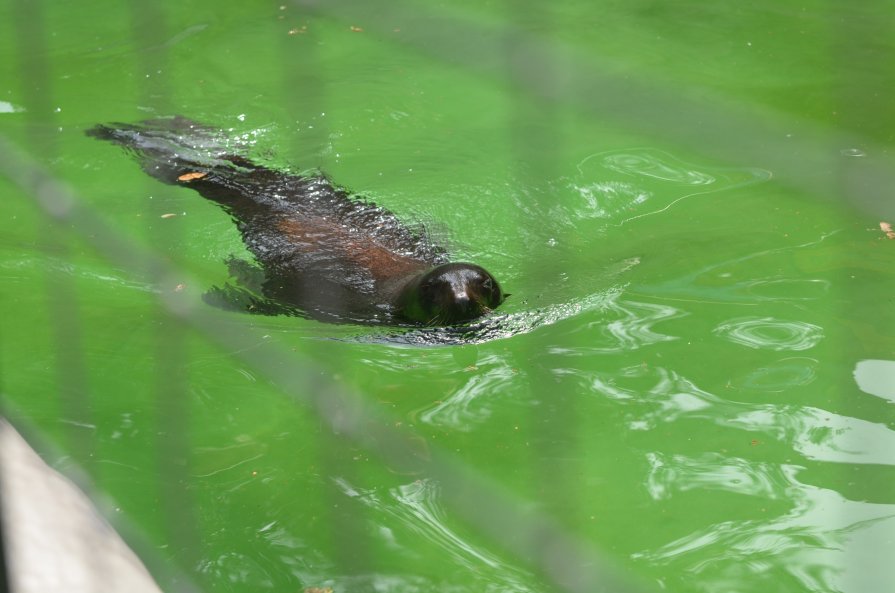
[{"left": 87, "top": 116, "right": 499, "bottom": 325}]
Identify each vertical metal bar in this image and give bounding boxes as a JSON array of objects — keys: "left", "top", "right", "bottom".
[
  {"left": 124, "top": 0, "right": 201, "bottom": 571},
  {"left": 0, "top": 466, "right": 10, "bottom": 593},
  {"left": 503, "top": 0, "right": 583, "bottom": 539},
  {"left": 11, "top": 0, "right": 94, "bottom": 467},
  {"left": 277, "top": 0, "right": 368, "bottom": 572},
  {"left": 0, "top": 267, "right": 8, "bottom": 593},
  {"left": 0, "top": 401, "right": 10, "bottom": 593}
]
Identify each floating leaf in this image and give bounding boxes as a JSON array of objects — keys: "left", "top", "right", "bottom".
[{"left": 177, "top": 171, "right": 207, "bottom": 182}]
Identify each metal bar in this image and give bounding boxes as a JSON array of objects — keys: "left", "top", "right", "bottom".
[
  {"left": 0, "top": 420, "right": 10, "bottom": 593},
  {"left": 0, "top": 297, "right": 8, "bottom": 593},
  {"left": 10, "top": 0, "right": 95, "bottom": 467}
]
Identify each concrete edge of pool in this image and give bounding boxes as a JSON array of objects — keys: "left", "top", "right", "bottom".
[{"left": 0, "top": 418, "right": 163, "bottom": 593}]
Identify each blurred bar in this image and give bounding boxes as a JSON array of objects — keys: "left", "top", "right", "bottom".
[{"left": 294, "top": 0, "right": 895, "bottom": 220}]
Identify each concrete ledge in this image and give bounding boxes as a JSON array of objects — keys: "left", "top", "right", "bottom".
[{"left": 0, "top": 419, "right": 162, "bottom": 593}]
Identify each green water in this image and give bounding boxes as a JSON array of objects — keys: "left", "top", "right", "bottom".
[{"left": 2, "top": 1, "right": 895, "bottom": 592}]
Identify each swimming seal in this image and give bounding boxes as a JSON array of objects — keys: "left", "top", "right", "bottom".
[{"left": 87, "top": 116, "right": 505, "bottom": 326}]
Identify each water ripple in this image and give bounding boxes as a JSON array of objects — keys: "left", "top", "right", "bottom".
[
  {"left": 634, "top": 467, "right": 895, "bottom": 593},
  {"left": 590, "top": 366, "right": 895, "bottom": 466},
  {"left": 572, "top": 147, "right": 771, "bottom": 225},
  {"left": 735, "top": 357, "right": 819, "bottom": 392},
  {"left": 713, "top": 317, "right": 823, "bottom": 351},
  {"left": 363, "top": 273, "right": 639, "bottom": 347},
  {"left": 415, "top": 355, "right": 520, "bottom": 431},
  {"left": 645, "top": 452, "right": 795, "bottom": 501},
  {"left": 744, "top": 278, "right": 831, "bottom": 301},
  {"left": 333, "top": 477, "right": 539, "bottom": 592},
  {"left": 571, "top": 180, "right": 650, "bottom": 219},
  {"left": 598, "top": 150, "right": 717, "bottom": 185},
  {"left": 550, "top": 296, "right": 685, "bottom": 354}
]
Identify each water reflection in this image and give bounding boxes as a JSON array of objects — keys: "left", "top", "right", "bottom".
[
  {"left": 414, "top": 354, "right": 520, "bottom": 431},
  {"left": 552, "top": 295, "right": 684, "bottom": 354},
  {"left": 0, "top": 100, "right": 25, "bottom": 113},
  {"left": 505, "top": 351, "right": 895, "bottom": 592},
  {"left": 397, "top": 292, "right": 686, "bottom": 432},
  {"left": 713, "top": 317, "right": 824, "bottom": 351},
  {"left": 570, "top": 180, "right": 650, "bottom": 220},
  {"left": 734, "top": 357, "right": 819, "bottom": 393},
  {"left": 853, "top": 359, "right": 895, "bottom": 403},
  {"left": 572, "top": 148, "right": 770, "bottom": 225},
  {"left": 635, "top": 458, "right": 895, "bottom": 593},
  {"left": 645, "top": 452, "right": 795, "bottom": 500},
  {"left": 199, "top": 519, "right": 332, "bottom": 591},
  {"left": 631, "top": 363, "right": 895, "bottom": 592},
  {"left": 599, "top": 150, "right": 717, "bottom": 185},
  {"left": 196, "top": 551, "right": 277, "bottom": 588},
  {"left": 332, "top": 477, "right": 539, "bottom": 593},
  {"left": 589, "top": 366, "right": 895, "bottom": 466}
]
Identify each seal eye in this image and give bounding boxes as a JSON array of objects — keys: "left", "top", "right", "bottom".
[
  {"left": 482, "top": 278, "right": 493, "bottom": 291},
  {"left": 419, "top": 279, "right": 438, "bottom": 300}
]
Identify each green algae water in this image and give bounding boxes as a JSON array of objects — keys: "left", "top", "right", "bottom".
[{"left": 2, "top": 1, "right": 895, "bottom": 592}]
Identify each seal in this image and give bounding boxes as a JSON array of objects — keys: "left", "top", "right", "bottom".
[{"left": 87, "top": 116, "right": 505, "bottom": 326}]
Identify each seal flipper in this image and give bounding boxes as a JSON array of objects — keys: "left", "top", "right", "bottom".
[
  {"left": 202, "top": 256, "right": 304, "bottom": 316},
  {"left": 224, "top": 255, "right": 267, "bottom": 292},
  {"left": 203, "top": 283, "right": 306, "bottom": 317},
  {"left": 87, "top": 116, "right": 246, "bottom": 186}
]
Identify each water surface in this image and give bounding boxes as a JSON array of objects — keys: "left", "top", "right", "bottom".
[{"left": 1, "top": 1, "right": 894, "bottom": 593}]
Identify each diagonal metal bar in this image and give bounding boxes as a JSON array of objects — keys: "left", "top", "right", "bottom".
[
  {"left": 0, "top": 135, "right": 654, "bottom": 593},
  {"left": 294, "top": 0, "right": 895, "bottom": 220}
]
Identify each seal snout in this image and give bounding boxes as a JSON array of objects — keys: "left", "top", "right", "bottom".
[{"left": 397, "top": 262, "right": 504, "bottom": 326}]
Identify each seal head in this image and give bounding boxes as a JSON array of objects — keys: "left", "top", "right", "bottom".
[{"left": 397, "top": 262, "right": 504, "bottom": 325}]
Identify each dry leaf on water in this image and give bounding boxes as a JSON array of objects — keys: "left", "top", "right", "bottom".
[{"left": 177, "top": 171, "right": 207, "bottom": 182}]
